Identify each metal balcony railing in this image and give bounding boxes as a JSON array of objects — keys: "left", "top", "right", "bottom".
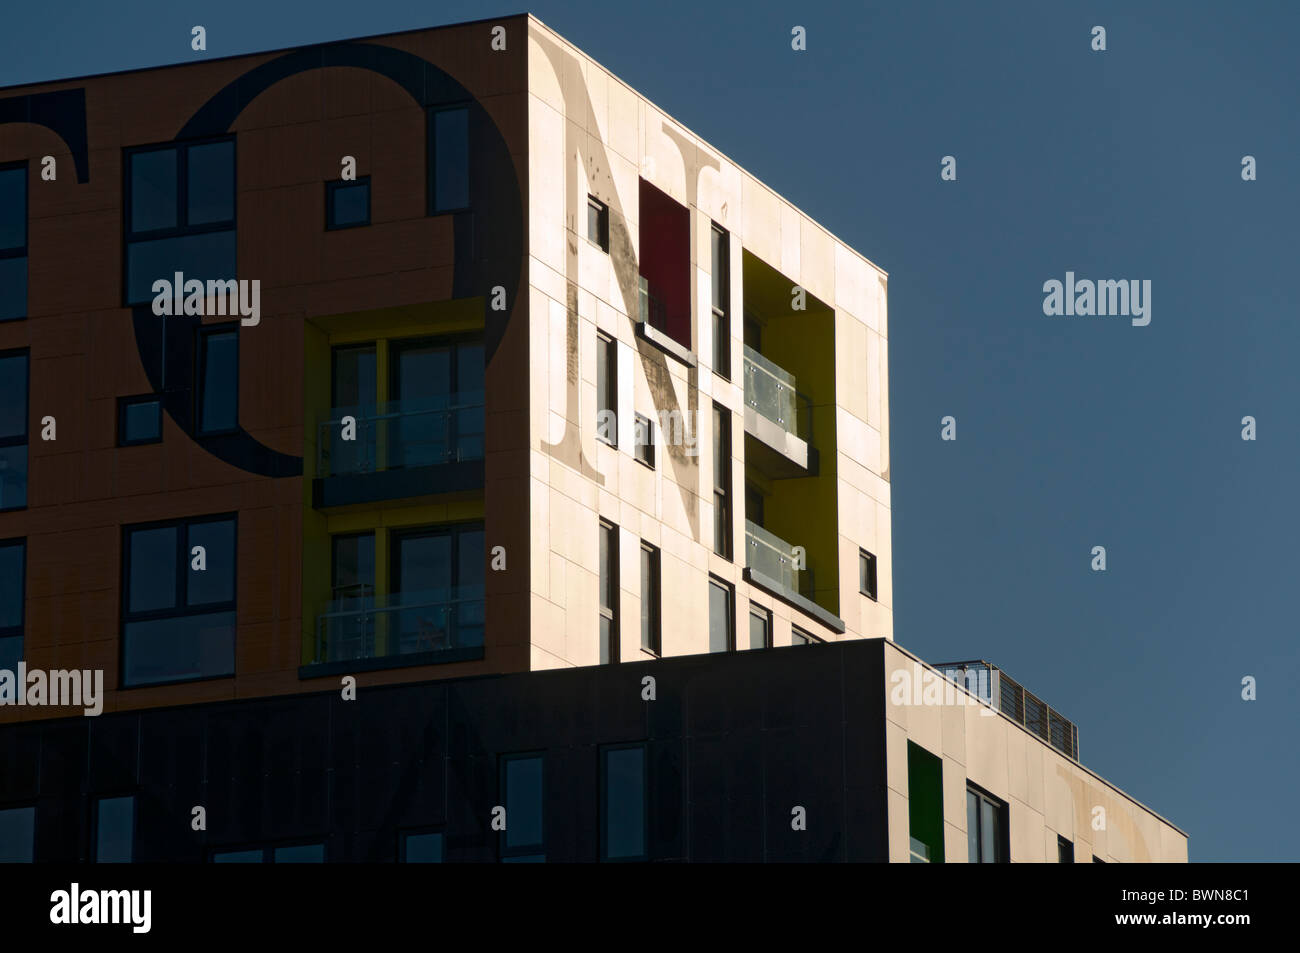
[
  {"left": 934, "top": 660, "right": 1080, "bottom": 761},
  {"left": 745, "top": 519, "right": 811, "bottom": 598},
  {"left": 316, "top": 391, "right": 485, "bottom": 478},
  {"left": 742, "top": 344, "right": 805, "bottom": 439},
  {"left": 313, "top": 585, "right": 485, "bottom": 665}
]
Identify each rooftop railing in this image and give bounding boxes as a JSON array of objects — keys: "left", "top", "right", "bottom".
[{"left": 934, "top": 660, "right": 1080, "bottom": 761}]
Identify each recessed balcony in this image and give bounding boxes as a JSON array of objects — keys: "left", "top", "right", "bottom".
[{"left": 742, "top": 345, "right": 814, "bottom": 476}]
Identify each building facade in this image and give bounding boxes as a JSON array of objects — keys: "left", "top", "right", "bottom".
[{"left": 0, "top": 15, "right": 1183, "bottom": 861}]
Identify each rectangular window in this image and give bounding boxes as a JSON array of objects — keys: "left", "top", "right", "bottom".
[
  {"left": 212, "top": 843, "right": 324, "bottom": 862},
  {"left": 791, "top": 626, "right": 814, "bottom": 646},
  {"left": 1058, "top": 835, "right": 1074, "bottom": 863},
  {"left": 710, "top": 224, "right": 729, "bottom": 379},
  {"left": 117, "top": 395, "right": 162, "bottom": 446},
  {"left": 0, "top": 349, "right": 28, "bottom": 511},
  {"left": 601, "top": 744, "right": 647, "bottom": 861},
  {"left": 124, "top": 138, "right": 236, "bottom": 305},
  {"left": 747, "top": 605, "right": 770, "bottom": 650},
  {"left": 326, "top": 177, "right": 370, "bottom": 229},
  {"left": 197, "top": 326, "right": 239, "bottom": 435},
  {"left": 907, "top": 743, "right": 944, "bottom": 863},
  {"left": 95, "top": 796, "right": 135, "bottom": 863},
  {"left": 708, "top": 576, "right": 733, "bottom": 653},
  {"left": 859, "top": 549, "right": 878, "bottom": 601},
  {"left": 587, "top": 196, "right": 609, "bottom": 252},
  {"left": 500, "top": 753, "right": 545, "bottom": 861},
  {"left": 966, "top": 784, "right": 1008, "bottom": 863},
  {"left": 385, "top": 336, "right": 484, "bottom": 470},
  {"left": 0, "top": 805, "right": 35, "bottom": 862},
  {"left": 386, "top": 522, "right": 485, "bottom": 656},
  {"left": 596, "top": 332, "right": 617, "bottom": 446},
  {"left": 634, "top": 413, "right": 654, "bottom": 468},
  {"left": 0, "top": 162, "right": 27, "bottom": 321},
  {"left": 0, "top": 539, "right": 24, "bottom": 672},
  {"left": 429, "top": 106, "right": 470, "bottom": 213},
  {"left": 639, "top": 543, "right": 660, "bottom": 655},
  {"left": 121, "top": 514, "right": 236, "bottom": 687},
  {"left": 599, "top": 520, "right": 618, "bottom": 665},
  {"left": 400, "top": 831, "right": 444, "bottom": 862},
  {"left": 712, "top": 404, "right": 731, "bottom": 558}
]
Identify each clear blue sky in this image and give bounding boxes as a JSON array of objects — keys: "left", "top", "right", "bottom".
[{"left": 3, "top": 0, "right": 1295, "bottom": 861}]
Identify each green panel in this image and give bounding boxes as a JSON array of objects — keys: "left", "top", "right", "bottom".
[{"left": 907, "top": 741, "right": 944, "bottom": 863}]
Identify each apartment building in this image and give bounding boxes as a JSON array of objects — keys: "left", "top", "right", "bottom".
[{"left": 0, "top": 14, "right": 1183, "bottom": 861}]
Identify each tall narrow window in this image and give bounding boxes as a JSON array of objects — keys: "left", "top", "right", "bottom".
[
  {"left": 712, "top": 404, "right": 731, "bottom": 558},
  {"left": 0, "top": 349, "right": 28, "bottom": 511},
  {"left": 599, "top": 520, "right": 619, "bottom": 664},
  {"left": 907, "top": 743, "right": 944, "bottom": 863},
  {"left": 1058, "top": 835, "right": 1074, "bottom": 863},
  {"left": 500, "top": 753, "right": 545, "bottom": 862},
  {"left": 197, "top": 326, "right": 239, "bottom": 435},
  {"left": 601, "top": 744, "right": 647, "bottom": 861},
  {"left": 0, "top": 162, "right": 27, "bottom": 321},
  {"left": 710, "top": 224, "right": 729, "bottom": 379},
  {"left": 0, "top": 806, "right": 35, "bottom": 862},
  {"left": 966, "top": 784, "right": 1008, "bottom": 863},
  {"left": 122, "top": 514, "right": 236, "bottom": 686},
  {"left": 708, "top": 576, "right": 733, "bottom": 653},
  {"left": 634, "top": 413, "right": 654, "bottom": 468},
  {"left": 596, "top": 332, "right": 617, "bottom": 446},
  {"left": 0, "top": 539, "right": 24, "bottom": 674},
  {"left": 429, "top": 106, "right": 470, "bottom": 213},
  {"left": 95, "top": 796, "right": 135, "bottom": 863},
  {"left": 747, "top": 605, "right": 771, "bottom": 650},
  {"left": 859, "top": 550, "right": 878, "bottom": 601},
  {"left": 640, "top": 543, "right": 660, "bottom": 655},
  {"left": 587, "top": 196, "right": 609, "bottom": 252},
  {"left": 387, "top": 521, "right": 485, "bottom": 658},
  {"left": 124, "top": 138, "right": 236, "bottom": 305}
]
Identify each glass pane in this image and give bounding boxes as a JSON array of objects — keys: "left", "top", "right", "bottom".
[
  {"left": 130, "top": 149, "right": 178, "bottom": 233},
  {"left": 0, "top": 445, "right": 26, "bottom": 510},
  {"left": 967, "top": 792, "right": 980, "bottom": 863},
  {"left": 0, "top": 352, "right": 27, "bottom": 438},
  {"left": 200, "top": 331, "right": 238, "bottom": 433},
  {"left": 391, "top": 343, "right": 451, "bottom": 468},
  {"left": 0, "top": 256, "right": 25, "bottom": 321},
  {"left": 458, "top": 527, "right": 484, "bottom": 588},
  {"left": 640, "top": 549, "right": 656, "bottom": 651},
  {"left": 0, "top": 806, "right": 35, "bottom": 862},
  {"left": 213, "top": 849, "right": 262, "bottom": 863},
  {"left": 125, "top": 229, "right": 236, "bottom": 305},
  {"left": 504, "top": 756, "right": 543, "bottom": 850},
  {"left": 433, "top": 108, "right": 469, "bottom": 211},
  {"left": 599, "top": 615, "right": 613, "bottom": 665},
  {"left": 0, "top": 166, "right": 25, "bottom": 250},
  {"left": 981, "top": 799, "right": 998, "bottom": 863},
  {"left": 396, "top": 532, "right": 451, "bottom": 595},
  {"left": 96, "top": 796, "right": 134, "bottom": 863},
  {"left": 604, "top": 747, "right": 645, "bottom": 860},
  {"left": 128, "top": 526, "right": 177, "bottom": 613},
  {"left": 186, "top": 141, "right": 235, "bottom": 226},
  {"left": 0, "top": 635, "right": 20, "bottom": 672},
  {"left": 403, "top": 832, "right": 443, "bottom": 862},
  {"left": 748, "top": 610, "right": 768, "bottom": 650},
  {"left": 122, "top": 610, "right": 236, "bottom": 686},
  {"left": 710, "top": 229, "right": 724, "bottom": 309},
  {"left": 598, "top": 524, "right": 614, "bottom": 611},
  {"left": 331, "top": 534, "right": 375, "bottom": 601},
  {"left": 708, "top": 581, "right": 730, "bottom": 653},
  {"left": 123, "top": 399, "right": 161, "bottom": 442},
  {"left": 273, "top": 843, "right": 324, "bottom": 862},
  {"left": 187, "top": 519, "right": 235, "bottom": 606},
  {"left": 0, "top": 542, "right": 21, "bottom": 630},
  {"left": 330, "top": 181, "right": 369, "bottom": 227},
  {"left": 332, "top": 345, "right": 376, "bottom": 407},
  {"left": 587, "top": 202, "right": 600, "bottom": 243}
]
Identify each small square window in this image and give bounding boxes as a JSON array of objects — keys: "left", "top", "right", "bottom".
[
  {"left": 400, "top": 831, "right": 444, "bottom": 863},
  {"left": 326, "top": 177, "right": 370, "bottom": 230},
  {"left": 859, "top": 550, "right": 878, "bottom": 601},
  {"left": 792, "top": 626, "right": 814, "bottom": 646},
  {"left": 118, "top": 396, "right": 161, "bottom": 446},
  {"left": 634, "top": 413, "right": 654, "bottom": 468},
  {"left": 587, "top": 196, "right": 609, "bottom": 252}
]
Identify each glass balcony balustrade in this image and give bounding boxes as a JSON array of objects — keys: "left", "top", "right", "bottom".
[
  {"left": 313, "top": 584, "right": 485, "bottom": 664},
  {"left": 742, "top": 344, "right": 798, "bottom": 437},
  {"left": 317, "top": 390, "right": 485, "bottom": 478}
]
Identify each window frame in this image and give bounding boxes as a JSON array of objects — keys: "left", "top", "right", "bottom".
[
  {"left": 0, "top": 803, "right": 36, "bottom": 862},
  {"left": 92, "top": 794, "right": 136, "bottom": 863},
  {"left": 791, "top": 625, "right": 816, "bottom": 646},
  {"left": 599, "top": 519, "right": 619, "bottom": 665},
  {"left": 599, "top": 742, "right": 648, "bottom": 862},
  {"left": 0, "top": 538, "right": 25, "bottom": 665},
  {"left": 587, "top": 195, "right": 610, "bottom": 252},
  {"left": 966, "top": 783, "right": 1009, "bottom": 863},
  {"left": 195, "top": 323, "right": 240, "bottom": 436},
  {"left": 596, "top": 331, "right": 618, "bottom": 447},
  {"left": 0, "top": 347, "right": 29, "bottom": 512},
  {"left": 1058, "top": 834, "right": 1074, "bottom": 863},
  {"left": 0, "top": 160, "right": 28, "bottom": 323},
  {"left": 398, "top": 827, "right": 446, "bottom": 863},
  {"left": 859, "top": 549, "right": 878, "bottom": 601},
  {"left": 117, "top": 394, "right": 163, "bottom": 447},
  {"left": 427, "top": 103, "right": 472, "bottom": 215},
  {"left": 499, "top": 751, "right": 546, "bottom": 861},
  {"left": 708, "top": 575, "right": 735, "bottom": 653},
  {"left": 748, "top": 603, "right": 771, "bottom": 650},
  {"left": 119, "top": 512, "right": 238, "bottom": 689},
  {"left": 639, "top": 542, "right": 660, "bottom": 656},
  {"left": 325, "top": 175, "right": 371, "bottom": 230},
  {"left": 712, "top": 404, "right": 732, "bottom": 559},
  {"left": 633, "top": 412, "right": 655, "bottom": 469},
  {"left": 710, "top": 223, "right": 729, "bottom": 380}
]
